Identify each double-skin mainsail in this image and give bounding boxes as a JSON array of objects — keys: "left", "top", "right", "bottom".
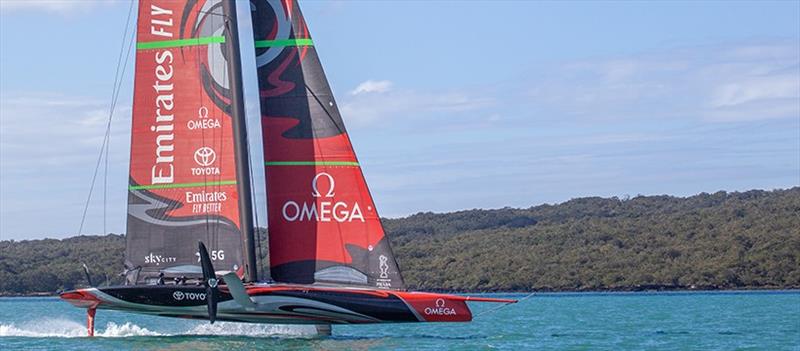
[{"left": 125, "top": 0, "right": 404, "bottom": 290}]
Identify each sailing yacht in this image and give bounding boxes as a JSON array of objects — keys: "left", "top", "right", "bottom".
[{"left": 61, "top": 0, "right": 515, "bottom": 336}]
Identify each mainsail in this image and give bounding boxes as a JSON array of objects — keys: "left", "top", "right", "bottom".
[
  {"left": 125, "top": 0, "right": 244, "bottom": 282},
  {"left": 251, "top": 0, "right": 405, "bottom": 289}
]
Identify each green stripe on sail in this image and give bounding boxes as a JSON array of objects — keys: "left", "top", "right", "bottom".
[
  {"left": 265, "top": 161, "right": 359, "bottom": 167},
  {"left": 137, "top": 36, "right": 226, "bottom": 50},
  {"left": 254, "top": 38, "right": 314, "bottom": 48},
  {"left": 129, "top": 180, "right": 237, "bottom": 190}
]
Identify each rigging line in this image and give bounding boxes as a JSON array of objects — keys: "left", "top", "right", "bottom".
[
  {"left": 77, "top": 0, "right": 136, "bottom": 235},
  {"left": 104, "top": 119, "right": 108, "bottom": 234},
  {"left": 105, "top": 0, "right": 136, "bottom": 235},
  {"left": 473, "top": 292, "right": 534, "bottom": 319}
]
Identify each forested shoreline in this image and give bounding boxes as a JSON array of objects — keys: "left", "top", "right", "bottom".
[{"left": 1, "top": 188, "right": 798, "bottom": 295}]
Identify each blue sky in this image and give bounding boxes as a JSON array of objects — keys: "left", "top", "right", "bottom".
[{"left": 1, "top": 0, "right": 798, "bottom": 240}]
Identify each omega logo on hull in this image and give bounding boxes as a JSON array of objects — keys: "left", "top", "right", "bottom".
[{"left": 424, "top": 298, "right": 457, "bottom": 316}]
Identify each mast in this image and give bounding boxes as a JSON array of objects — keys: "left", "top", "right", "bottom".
[{"left": 223, "top": 0, "right": 257, "bottom": 283}]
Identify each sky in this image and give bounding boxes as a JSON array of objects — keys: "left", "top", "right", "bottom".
[{"left": 0, "top": 0, "right": 798, "bottom": 240}]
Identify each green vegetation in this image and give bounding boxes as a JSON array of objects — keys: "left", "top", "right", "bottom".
[{"left": 1, "top": 188, "right": 798, "bottom": 294}]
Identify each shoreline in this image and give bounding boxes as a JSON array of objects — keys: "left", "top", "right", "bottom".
[{"left": 3, "top": 286, "right": 798, "bottom": 298}]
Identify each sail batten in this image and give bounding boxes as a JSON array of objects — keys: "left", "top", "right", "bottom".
[{"left": 136, "top": 36, "right": 226, "bottom": 50}]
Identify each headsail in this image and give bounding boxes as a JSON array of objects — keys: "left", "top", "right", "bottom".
[
  {"left": 126, "top": 0, "right": 244, "bottom": 283},
  {"left": 251, "top": 0, "right": 405, "bottom": 289}
]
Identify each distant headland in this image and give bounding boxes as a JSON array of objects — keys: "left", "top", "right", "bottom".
[{"left": 1, "top": 187, "right": 797, "bottom": 295}]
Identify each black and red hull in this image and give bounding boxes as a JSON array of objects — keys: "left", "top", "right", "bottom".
[{"left": 61, "top": 284, "right": 513, "bottom": 325}]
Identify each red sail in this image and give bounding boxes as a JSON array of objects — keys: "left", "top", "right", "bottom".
[
  {"left": 251, "top": 0, "right": 405, "bottom": 289},
  {"left": 125, "top": 0, "right": 243, "bottom": 283}
]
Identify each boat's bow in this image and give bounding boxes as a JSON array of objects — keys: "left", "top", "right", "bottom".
[{"left": 60, "top": 288, "right": 102, "bottom": 309}]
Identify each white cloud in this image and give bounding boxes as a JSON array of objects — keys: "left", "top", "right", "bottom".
[
  {"left": 710, "top": 75, "right": 798, "bottom": 108},
  {"left": 0, "top": 0, "right": 101, "bottom": 13},
  {"left": 0, "top": 93, "right": 129, "bottom": 168},
  {"left": 340, "top": 85, "right": 494, "bottom": 125},
  {"left": 349, "top": 80, "right": 393, "bottom": 95},
  {"left": 526, "top": 41, "right": 800, "bottom": 123}
]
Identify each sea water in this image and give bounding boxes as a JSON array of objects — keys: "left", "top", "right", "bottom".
[{"left": 0, "top": 291, "right": 798, "bottom": 350}]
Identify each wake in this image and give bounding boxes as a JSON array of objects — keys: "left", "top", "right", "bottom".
[{"left": 0, "top": 318, "right": 316, "bottom": 338}]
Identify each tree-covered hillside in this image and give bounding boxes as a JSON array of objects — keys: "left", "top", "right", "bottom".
[{"left": 1, "top": 188, "right": 798, "bottom": 294}]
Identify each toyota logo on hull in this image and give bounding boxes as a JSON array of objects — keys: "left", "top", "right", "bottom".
[
  {"left": 281, "top": 172, "right": 366, "bottom": 223},
  {"left": 173, "top": 291, "right": 206, "bottom": 301}
]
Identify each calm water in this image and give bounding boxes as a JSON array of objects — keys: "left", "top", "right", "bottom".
[{"left": 0, "top": 292, "right": 798, "bottom": 350}]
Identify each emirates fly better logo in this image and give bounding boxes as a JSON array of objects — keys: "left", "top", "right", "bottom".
[{"left": 282, "top": 172, "right": 366, "bottom": 223}]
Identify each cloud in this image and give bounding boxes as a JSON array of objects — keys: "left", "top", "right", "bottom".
[
  {"left": 526, "top": 41, "right": 800, "bottom": 123},
  {"left": 710, "top": 75, "right": 798, "bottom": 108},
  {"left": 0, "top": 94, "right": 131, "bottom": 180},
  {"left": 340, "top": 86, "right": 494, "bottom": 125},
  {"left": 0, "top": 0, "right": 100, "bottom": 13},
  {"left": 349, "top": 80, "right": 393, "bottom": 95}
]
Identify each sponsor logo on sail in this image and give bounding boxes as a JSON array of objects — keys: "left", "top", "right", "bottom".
[
  {"left": 149, "top": 5, "right": 175, "bottom": 185},
  {"left": 144, "top": 253, "right": 177, "bottom": 266},
  {"left": 424, "top": 298, "right": 456, "bottom": 316},
  {"left": 379, "top": 255, "right": 390, "bottom": 279},
  {"left": 194, "top": 146, "right": 216, "bottom": 167},
  {"left": 282, "top": 172, "right": 365, "bottom": 223},
  {"left": 195, "top": 250, "right": 225, "bottom": 262},
  {"left": 187, "top": 106, "right": 221, "bottom": 130},
  {"left": 186, "top": 190, "right": 226, "bottom": 213},
  {"left": 189, "top": 147, "right": 223, "bottom": 213},
  {"left": 173, "top": 291, "right": 206, "bottom": 301},
  {"left": 376, "top": 254, "right": 393, "bottom": 288},
  {"left": 192, "top": 146, "right": 220, "bottom": 176}
]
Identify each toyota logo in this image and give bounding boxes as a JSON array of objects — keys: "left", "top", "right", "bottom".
[
  {"left": 173, "top": 291, "right": 185, "bottom": 301},
  {"left": 194, "top": 147, "right": 217, "bottom": 167}
]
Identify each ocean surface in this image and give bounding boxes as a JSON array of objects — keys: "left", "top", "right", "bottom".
[{"left": 0, "top": 291, "right": 798, "bottom": 350}]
